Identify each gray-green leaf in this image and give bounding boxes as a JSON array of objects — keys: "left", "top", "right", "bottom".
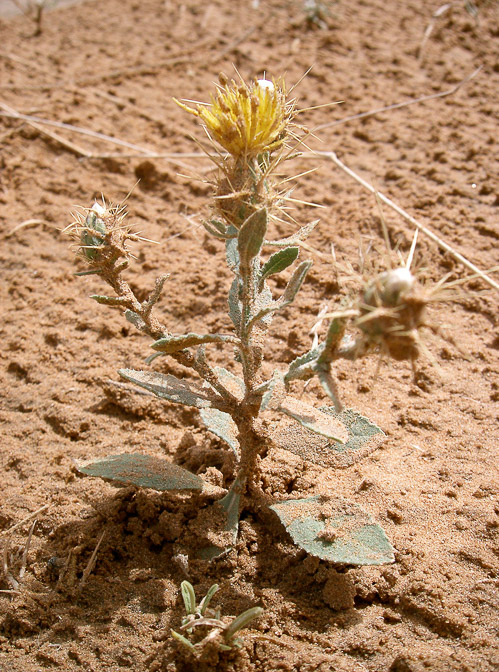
[
  {"left": 316, "top": 364, "right": 342, "bottom": 412},
  {"left": 119, "top": 369, "right": 215, "bottom": 408},
  {"left": 225, "top": 229, "right": 240, "bottom": 272},
  {"left": 277, "top": 397, "right": 348, "bottom": 443},
  {"left": 265, "top": 220, "right": 319, "bottom": 247},
  {"left": 270, "top": 496, "right": 395, "bottom": 566},
  {"left": 272, "top": 407, "right": 385, "bottom": 469},
  {"left": 228, "top": 277, "right": 242, "bottom": 329},
  {"left": 281, "top": 260, "right": 312, "bottom": 305},
  {"left": 77, "top": 453, "right": 204, "bottom": 491},
  {"left": 125, "top": 310, "right": 146, "bottom": 330},
  {"left": 199, "top": 408, "right": 240, "bottom": 455},
  {"left": 237, "top": 208, "right": 267, "bottom": 268}
]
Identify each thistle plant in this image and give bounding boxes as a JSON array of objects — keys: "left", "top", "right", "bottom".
[{"left": 68, "top": 74, "right": 444, "bottom": 565}]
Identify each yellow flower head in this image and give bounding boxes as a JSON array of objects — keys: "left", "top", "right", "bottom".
[{"left": 175, "top": 73, "right": 293, "bottom": 158}]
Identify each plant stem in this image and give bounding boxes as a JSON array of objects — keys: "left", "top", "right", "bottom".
[{"left": 100, "top": 264, "right": 239, "bottom": 407}]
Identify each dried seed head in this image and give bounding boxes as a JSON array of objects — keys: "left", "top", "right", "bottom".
[
  {"left": 362, "top": 267, "right": 415, "bottom": 309},
  {"left": 357, "top": 268, "right": 427, "bottom": 361}
]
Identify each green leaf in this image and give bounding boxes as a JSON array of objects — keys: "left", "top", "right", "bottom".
[
  {"left": 225, "top": 607, "right": 264, "bottom": 642},
  {"left": 270, "top": 496, "right": 395, "bottom": 566},
  {"left": 171, "top": 630, "right": 196, "bottom": 653},
  {"left": 181, "top": 581, "right": 197, "bottom": 614},
  {"left": 203, "top": 219, "right": 233, "bottom": 239},
  {"left": 77, "top": 453, "right": 204, "bottom": 491},
  {"left": 145, "top": 352, "right": 164, "bottom": 365},
  {"left": 237, "top": 208, "right": 267, "bottom": 268},
  {"left": 277, "top": 397, "right": 348, "bottom": 443},
  {"left": 281, "top": 260, "right": 312, "bottom": 305},
  {"left": 91, "top": 294, "right": 127, "bottom": 306},
  {"left": 272, "top": 407, "right": 385, "bottom": 469},
  {"left": 151, "top": 332, "right": 236, "bottom": 354},
  {"left": 199, "top": 408, "right": 240, "bottom": 455},
  {"left": 119, "top": 369, "right": 215, "bottom": 408},
  {"left": 259, "top": 247, "right": 299, "bottom": 287},
  {"left": 199, "top": 584, "right": 219, "bottom": 615}
]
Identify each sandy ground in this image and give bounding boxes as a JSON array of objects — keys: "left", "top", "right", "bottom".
[{"left": 0, "top": 0, "right": 498, "bottom": 670}]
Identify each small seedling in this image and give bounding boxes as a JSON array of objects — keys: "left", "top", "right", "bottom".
[
  {"left": 171, "top": 581, "right": 263, "bottom": 657},
  {"left": 68, "top": 74, "right": 456, "bottom": 566}
]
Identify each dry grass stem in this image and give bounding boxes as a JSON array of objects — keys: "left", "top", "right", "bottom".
[
  {"left": 322, "top": 151, "right": 499, "bottom": 292},
  {"left": 0, "top": 504, "right": 49, "bottom": 537},
  {"left": 0, "top": 102, "right": 91, "bottom": 157},
  {"left": 7, "top": 219, "right": 56, "bottom": 237},
  {"left": 313, "top": 67, "right": 482, "bottom": 132},
  {"left": 79, "top": 531, "right": 106, "bottom": 588},
  {"left": 0, "top": 106, "right": 155, "bottom": 157},
  {"left": 19, "top": 519, "right": 37, "bottom": 583}
]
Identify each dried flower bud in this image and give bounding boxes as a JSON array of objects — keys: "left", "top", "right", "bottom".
[
  {"left": 66, "top": 199, "right": 135, "bottom": 269},
  {"left": 81, "top": 202, "right": 107, "bottom": 261}
]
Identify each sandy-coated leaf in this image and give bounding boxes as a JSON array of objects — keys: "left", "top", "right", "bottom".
[
  {"left": 260, "top": 370, "right": 286, "bottom": 412},
  {"left": 270, "top": 496, "right": 395, "bottom": 566},
  {"left": 212, "top": 366, "right": 245, "bottom": 400},
  {"left": 151, "top": 332, "right": 235, "bottom": 354},
  {"left": 198, "top": 478, "right": 243, "bottom": 560},
  {"left": 119, "top": 369, "right": 215, "bottom": 408},
  {"left": 272, "top": 407, "right": 385, "bottom": 469},
  {"left": 77, "top": 453, "right": 204, "bottom": 491},
  {"left": 277, "top": 397, "right": 348, "bottom": 443}
]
